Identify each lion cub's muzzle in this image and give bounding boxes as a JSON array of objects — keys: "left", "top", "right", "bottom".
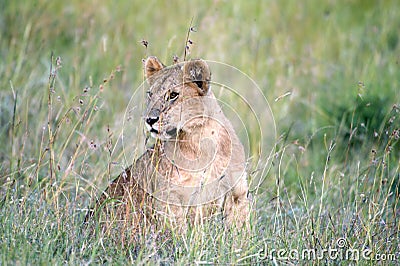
[
  {"left": 145, "top": 108, "right": 160, "bottom": 134},
  {"left": 145, "top": 108, "right": 177, "bottom": 139},
  {"left": 145, "top": 116, "right": 159, "bottom": 133}
]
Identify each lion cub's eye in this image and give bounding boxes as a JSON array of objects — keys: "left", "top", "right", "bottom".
[{"left": 165, "top": 91, "right": 179, "bottom": 102}]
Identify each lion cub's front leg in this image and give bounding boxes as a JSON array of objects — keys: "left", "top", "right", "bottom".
[{"left": 223, "top": 174, "right": 250, "bottom": 228}]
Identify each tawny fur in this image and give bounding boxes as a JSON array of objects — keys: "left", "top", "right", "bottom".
[{"left": 86, "top": 56, "right": 250, "bottom": 233}]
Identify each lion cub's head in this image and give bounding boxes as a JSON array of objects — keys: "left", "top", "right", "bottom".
[{"left": 144, "top": 56, "right": 213, "bottom": 140}]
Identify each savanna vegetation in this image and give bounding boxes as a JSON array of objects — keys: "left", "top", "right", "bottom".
[{"left": 0, "top": 1, "right": 399, "bottom": 264}]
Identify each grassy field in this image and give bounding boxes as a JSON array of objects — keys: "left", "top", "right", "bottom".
[{"left": 1, "top": 0, "right": 399, "bottom": 264}]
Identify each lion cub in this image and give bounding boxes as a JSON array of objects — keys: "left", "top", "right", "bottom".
[{"left": 87, "top": 56, "right": 250, "bottom": 232}]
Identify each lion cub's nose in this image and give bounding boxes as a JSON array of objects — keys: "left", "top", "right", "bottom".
[
  {"left": 146, "top": 109, "right": 160, "bottom": 126},
  {"left": 146, "top": 116, "right": 159, "bottom": 126}
]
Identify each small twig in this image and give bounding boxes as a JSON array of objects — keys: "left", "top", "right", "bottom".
[
  {"left": 140, "top": 39, "right": 149, "bottom": 58},
  {"left": 45, "top": 53, "right": 62, "bottom": 183},
  {"left": 9, "top": 81, "right": 17, "bottom": 174},
  {"left": 183, "top": 17, "right": 195, "bottom": 61},
  {"left": 47, "top": 52, "right": 55, "bottom": 182}
]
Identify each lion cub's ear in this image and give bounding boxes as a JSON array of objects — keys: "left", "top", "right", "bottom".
[
  {"left": 144, "top": 56, "right": 165, "bottom": 80},
  {"left": 183, "top": 59, "right": 211, "bottom": 96}
]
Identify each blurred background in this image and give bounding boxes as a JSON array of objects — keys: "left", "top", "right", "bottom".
[
  {"left": 1, "top": 0, "right": 398, "bottom": 192},
  {"left": 0, "top": 0, "right": 399, "bottom": 263}
]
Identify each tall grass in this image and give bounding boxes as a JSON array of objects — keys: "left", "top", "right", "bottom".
[{"left": 1, "top": 0, "right": 399, "bottom": 264}]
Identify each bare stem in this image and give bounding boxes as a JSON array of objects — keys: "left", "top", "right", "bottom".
[{"left": 183, "top": 17, "right": 194, "bottom": 61}]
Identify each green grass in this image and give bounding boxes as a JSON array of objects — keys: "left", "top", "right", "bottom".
[{"left": 1, "top": 0, "right": 399, "bottom": 264}]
